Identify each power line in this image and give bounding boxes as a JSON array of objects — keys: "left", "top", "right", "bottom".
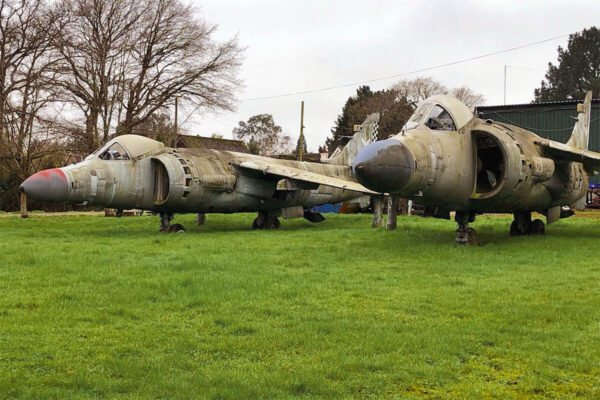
[
  {"left": 506, "top": 65, "right": 545, "bottom": 72},
  {"left": 241, "top": 33, "right": 569, "bottom": 102},
  {"left": 179, "top": 103, "right": 239, "bottom": 128}
]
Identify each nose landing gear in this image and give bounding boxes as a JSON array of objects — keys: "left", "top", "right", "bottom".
[
  {"left": 159, "top": 212, "right": 186, "bottom": 233},
  {"left": 455, "top": 211, "right": 478, "bottom": 245}
]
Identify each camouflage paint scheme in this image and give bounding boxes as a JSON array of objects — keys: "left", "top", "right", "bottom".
[
  {"left": 353, "top": 92, "right": 595, "bottom": 244},
  {"left": 21, "top": 115, "right": 379, "bottom": 231}
]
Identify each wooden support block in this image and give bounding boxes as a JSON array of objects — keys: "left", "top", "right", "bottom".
[
  {"left": 20, "top": 192, "right": 28, "bottom": 219},
  {"left": 197, "top": 213, "right": 206, "bottom": 226},
  {"left": 386, "top": 195, "right": 398, "bottom": 231},
  {"left": 371, "top": 196, "right": 384, "bottom": 228}
]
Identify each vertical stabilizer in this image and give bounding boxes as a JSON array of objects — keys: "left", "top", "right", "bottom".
[
  {"left": 567, "top": 91, "right": 592, "bottom": 150},
  {"left": 325, "top": 113, "right": 380, "bottom": 166}
]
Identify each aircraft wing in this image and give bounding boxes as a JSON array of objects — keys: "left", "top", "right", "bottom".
[
  {"left": 536, "top": 140, "right": 600, "bottom": 173},
  {"left": 230, "top": 160, "right": 378, "bottom": 194}
]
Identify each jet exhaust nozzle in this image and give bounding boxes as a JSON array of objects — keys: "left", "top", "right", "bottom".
[
  {"left": 352, "top": 139, "right": 414, "bottom": 193},
  {"left": 20, "top": 168, "right": 69, "bottom": 202}
]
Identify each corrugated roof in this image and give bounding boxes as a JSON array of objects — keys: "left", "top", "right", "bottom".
[
  {"left": 177, "top": 135, "right": 250, "bottom": 153},
  {"left": 476, "top": 99, "right": 600, "bottom": 112}
]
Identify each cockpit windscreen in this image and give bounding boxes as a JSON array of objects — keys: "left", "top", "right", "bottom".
[
  {"left": 425, "top": 105, "right": 456, "bottom": 131},
  {"left": 98, "top": 142, "right": 130, "bottom": 160}
]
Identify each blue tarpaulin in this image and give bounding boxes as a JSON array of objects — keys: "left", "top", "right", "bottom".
[{"left": 311, "top": 204, "right": 341, "bottom": 213}]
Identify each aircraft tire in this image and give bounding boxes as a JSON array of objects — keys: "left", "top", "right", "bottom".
[
  {"left": 266, "top": 218, "right": 280, "bottom": 230},
  {"left": 509, "top": 220, "right": 521, "bottom": 236},
  {"left": 169, "top": 223, "right": 186, "bottom": 233},
  {"left": 530, "top": 219, "right": 545, "bottom": 235}
]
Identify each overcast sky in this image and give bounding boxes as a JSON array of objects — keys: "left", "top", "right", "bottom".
[{"left": 183, "top": 0, "right": 600, "bottom": 152}]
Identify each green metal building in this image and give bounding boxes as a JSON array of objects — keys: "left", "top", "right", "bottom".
[{"left": 476, "top": 99, "right": 600, "bottom": 182}]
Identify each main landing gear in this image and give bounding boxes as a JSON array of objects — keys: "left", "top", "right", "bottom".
[
  {"left": 159, "top": 212, "right": 186, "bottom": 233},
  {"left": 455, "top": 211, "right": 478, "bottom": 245},
  {"left": 252, "top": 211, "right": 280, "bottom": 230},
  {"left": 510, "top": 212, "right": 545, "bottom": 236}
]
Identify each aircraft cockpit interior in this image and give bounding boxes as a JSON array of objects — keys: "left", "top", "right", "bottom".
[{"left": 425, "top": 105, "right": 456, "bottom": 131}]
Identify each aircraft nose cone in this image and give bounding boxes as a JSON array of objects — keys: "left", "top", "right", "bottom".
[
  {"left": 353, "top": 139, "right": 414, "bottom": 193},
  {"left": 20, "top": 168, "right": 69, "bottom": 202}
]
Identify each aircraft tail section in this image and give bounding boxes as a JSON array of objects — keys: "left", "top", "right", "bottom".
[
  {"left": 325, "top": 113, "right": 380, "bottom": 166},
  {"left": 566, "top": 91, "right": 592, "bottom": 150}
]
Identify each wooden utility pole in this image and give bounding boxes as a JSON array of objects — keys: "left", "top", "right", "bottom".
[
  {"left": 298, "top": 100, "right": 304, "bottom": 161},
  {"left": 20, "top": 192, "right": 28, "bottom": 218},
  {"left": 173, "top": 97, "right": 178, "bottom": 148},
  {"left": 503, "top": 65, "right": 507, "bottom": 105}
]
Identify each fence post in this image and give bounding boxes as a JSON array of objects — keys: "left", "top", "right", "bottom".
[
  {"left": 20, "top": 192, "right": 28, "bottom": 218},
  {"left": 371, "top": 196, "right": 384, "bottom": 228},
  {"left": 386, "top": 195, "right": 397, "bottom": 231}
]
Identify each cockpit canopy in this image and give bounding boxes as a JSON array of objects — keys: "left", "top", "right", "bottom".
[
  {"left": 402, "top": 95, "right": 474, "bottom": 132},
  {"left": 86, "top": 135, "right": 165, "bottom": 161}
]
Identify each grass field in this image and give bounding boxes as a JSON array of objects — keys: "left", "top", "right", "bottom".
[{"left": 1, "top": 212, "right": 599, "bottom": 399}]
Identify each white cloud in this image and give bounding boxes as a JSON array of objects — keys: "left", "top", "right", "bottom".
[{"left": 184, "top": 0, "right": 600, "bottom": 152}]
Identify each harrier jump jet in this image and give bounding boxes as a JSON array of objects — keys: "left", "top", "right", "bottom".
[
  {"left": 21, "top": 115, "right": 379, "bottom": 232},
  {"left": 353, "top": 92, "right": 595, "bottom": 244}
]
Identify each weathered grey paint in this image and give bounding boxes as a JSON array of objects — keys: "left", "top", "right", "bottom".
[
  {"left": 477, "top": 99, "right": 600, "bottom": 182},
  {"left": 354, "top": 93, "right": 594, "bottom": 217},
  {"left": 21, "top": 116, "right": 380, "bottom": 225}
]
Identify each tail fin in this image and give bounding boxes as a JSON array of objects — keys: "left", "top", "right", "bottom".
[
  {"left": 325, "top": 113, "right": 380, "bottom": 166},
  {"left": 567, "top": 91, "right": 592, "bottom": 150}
]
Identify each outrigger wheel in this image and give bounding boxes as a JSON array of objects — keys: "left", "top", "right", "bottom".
[
  {"left": 510, "top": 212, "right": 545, "bottom": 236},
  {"left": 169, "top": 223, "right": 186, "bottom": 233},
  {"left": 252, "top": 211, "right": 280, "bottom": 230}
]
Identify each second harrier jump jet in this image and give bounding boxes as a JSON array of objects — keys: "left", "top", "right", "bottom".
[{"left": 353, "top": 92, "right": 596, "bottom": 244}]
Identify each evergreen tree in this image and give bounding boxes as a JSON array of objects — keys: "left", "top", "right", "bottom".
[
  {"left": 325, "top": 86, "right": 413, "bottom": 152},
  {"left": 534, "top": 27, "right": 600, "bottom": 102},
  {"left": 326, "top": 86, "right": 374, "bottom": 152},
  {"left": 295, "top": 132, "right": 307, "bottom": 159}
]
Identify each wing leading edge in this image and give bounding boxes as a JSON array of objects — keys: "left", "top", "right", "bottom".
[{"left": 230, "top": 159, "right": 377, "bottom": 195}]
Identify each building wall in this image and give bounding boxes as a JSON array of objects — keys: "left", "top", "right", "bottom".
[{"left": 476, "top": 101, "right": 600, "bottom": 182}]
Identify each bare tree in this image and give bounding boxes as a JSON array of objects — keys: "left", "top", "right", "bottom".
[
  {"left": 50, "top": 0, "right": 143, "bottom": 153},
  {"left": 0, "top": 0, "right": 63, "bottom": 208},
  {"left": 391, "top": 77, "right": 485, "bottom": 109},
  {"left": 50, "top": 0, "right": 242, "bottom": 151},
  {"left": 450, "top": 86, "right": 485, "bottom": 108},
  {"left": 233, "top": 114, "right": 289, "bottom": 155},
  {"left": 118, "top": 0, "right": 243, "bottom": 135},
  {"left": 392, "top": 77, "right": 448, "bottom": 104}
]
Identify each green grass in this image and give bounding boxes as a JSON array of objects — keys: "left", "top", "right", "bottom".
[{"left": 0, "top": 212, "right": 599, "bottom": 399}]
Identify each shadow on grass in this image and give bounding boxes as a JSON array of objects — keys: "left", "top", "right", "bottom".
[{"left": 14, "top": 213, "right": 600, "bottom": 247}]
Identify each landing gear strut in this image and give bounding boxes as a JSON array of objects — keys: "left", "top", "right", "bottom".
[
  {"left": 252, "top": 211, "right": 280, "bottom": 230},
  {"left": 455, "top": 211, "right": 478, "bottom": 245},
  {"left": 159, "top": 212, "right": 186, "bottom": 233},
  {"left": 510, "top": 212, "right": 545, "bottom": 236}
]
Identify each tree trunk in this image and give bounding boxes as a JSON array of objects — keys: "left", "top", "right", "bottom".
[{"left": 85, "top": 111, "right": 99, "bottom": 152}]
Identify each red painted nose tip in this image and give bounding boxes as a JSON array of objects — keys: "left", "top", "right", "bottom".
[{"left": 20, "top": 168, "right": 69, "bottom": 202}]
